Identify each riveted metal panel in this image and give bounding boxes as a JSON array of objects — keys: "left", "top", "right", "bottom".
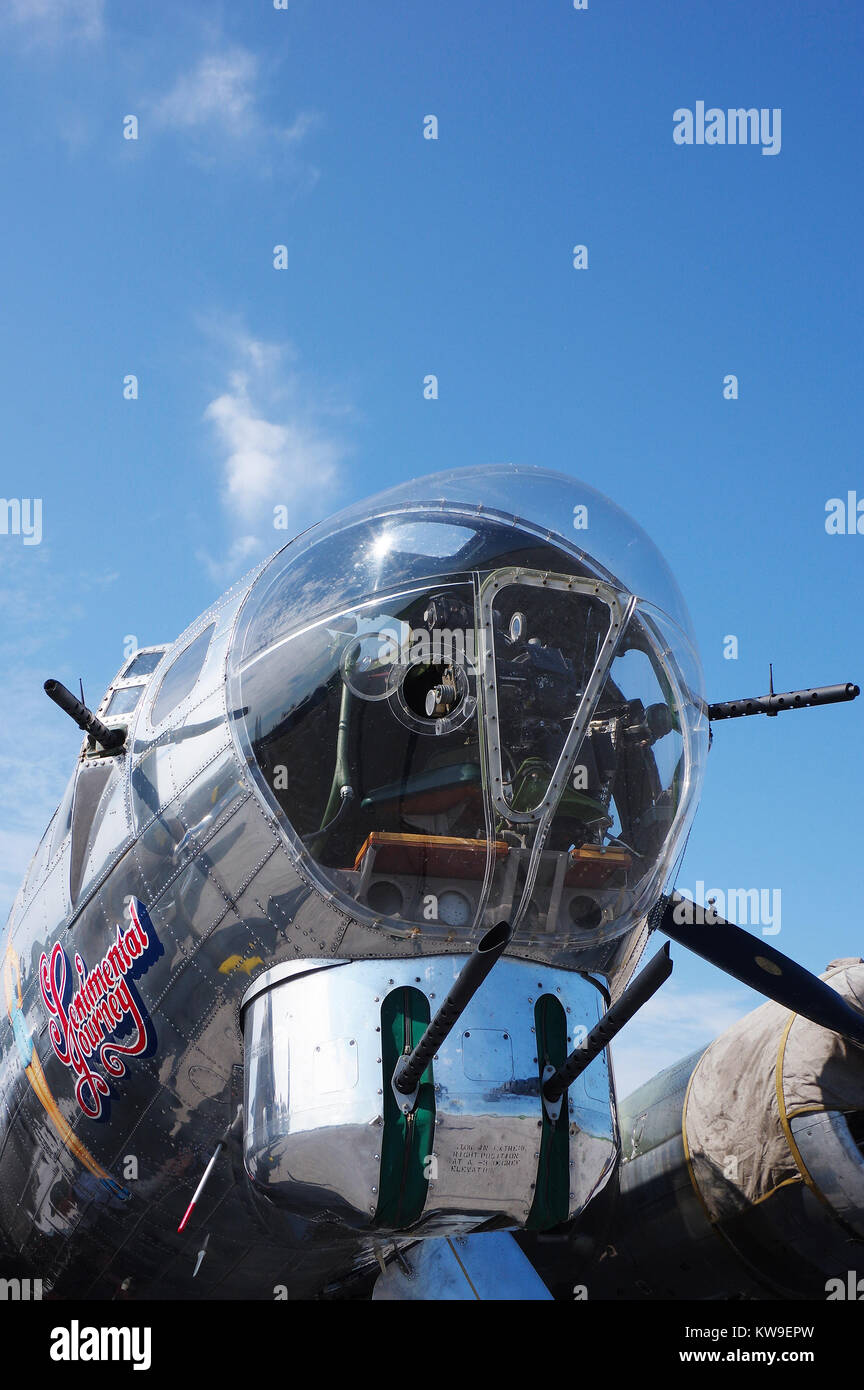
[{"left": 241, "top": 955, "right": 615, "bottom": 1236}]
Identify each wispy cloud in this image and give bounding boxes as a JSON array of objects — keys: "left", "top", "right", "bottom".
[
  {"left": 0, "top": 547, "right": 117, "bottom": 662},
  {"left": 0, "top": 550, "right": 75, "bottom": 660},
  {"left": 206, "top": 369, "right": 342, "bottom": 522},
  {"left": 610, "top": 981, "right": 755, "bottom": 1100},
  {"left": 2, "top": 0, "right": 104, "bottom": 46},
  {"left": 199, "top": 326, "right": 349, "bottom": 582},
  {"left": 147, "top": 46, "right": 316, "bottom": 171}
]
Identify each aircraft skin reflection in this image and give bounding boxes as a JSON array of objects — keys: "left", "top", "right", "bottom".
[{"left": 4, "top": 942, "right": 131, "bottom": 1203}]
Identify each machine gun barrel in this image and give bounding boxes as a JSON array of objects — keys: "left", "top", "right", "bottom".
[
  {"left": 708, "top": 682, "right": 859, "bottom": 721},
  {"left": 542, "top": 942, "right": 673, "bottom": 1105},
  {"left": 44, "top": 679, "right": 125, "bottom": 751},
  {"left": 392, "top": 920, "right": 511, "bottom": 1105}
]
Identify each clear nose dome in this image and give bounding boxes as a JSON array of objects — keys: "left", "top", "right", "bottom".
[{"left": 228, "top": 465, "right": 708, "bottom": 955}]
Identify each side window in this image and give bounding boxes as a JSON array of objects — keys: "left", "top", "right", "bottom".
[
  {"left": 76, "top": 775, "right": 132, "bottom": 905},
  {"left": 69, "top": 762, "right": 114, "bottom": 904},
  {"left": 151, "top": 625, "right": 215, "bottom": 726},
  {"left": 49, "top": 769, "right": 77, "bottom": 860}
]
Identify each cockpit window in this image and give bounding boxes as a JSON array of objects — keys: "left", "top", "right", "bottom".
[
  {"left": 122, "top": 649, "right": 165, "bottom": 679},
  {"left": 151, "top": 625, "right": 214, "bottom": 725},
  {"left": 105, "top": 685, "right": 144, "bottom": 716}
]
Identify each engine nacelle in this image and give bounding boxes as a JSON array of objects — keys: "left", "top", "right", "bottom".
[{"left": 592, "top": 957, "right": 864, "bottom": 1299}]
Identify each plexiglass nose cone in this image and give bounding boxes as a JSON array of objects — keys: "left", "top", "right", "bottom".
[{"left": 228, "top": 464, "right": 708, "bottom": 954}]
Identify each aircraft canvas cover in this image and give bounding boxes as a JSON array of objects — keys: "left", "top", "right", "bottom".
[{"left": 683, "top": 959, "right": 864, "bottom": 1221}]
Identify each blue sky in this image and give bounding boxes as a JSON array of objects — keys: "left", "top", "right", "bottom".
[{"left": 1, "top": 0, "right": 861, "bottom": 1093}]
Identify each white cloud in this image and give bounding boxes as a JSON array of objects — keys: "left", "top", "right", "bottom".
[
  {"left": 3, "top": 0, "right": 104, "bottom": 44},
  {"left": 206, "top": 381, "right": 341, "bottom": 521},
  {"left": 198, "top": 534, "right": 263, "bottom": 587},
  {"left": 200, "top": 328, "right": 348, "bottom": 581},
  {"left": 149, "top": 46, "right": 316, "bottom": 162},
  {"left": 152, "top": 48, "right": 257, "bottom": 134},
  {"left": 610, "top": 981, "right": 755, "bottom": 1100}
]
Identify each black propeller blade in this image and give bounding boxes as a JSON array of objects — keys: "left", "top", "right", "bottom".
[{"left": 654, "top": 892, "right": 864, "bottom": 1047}]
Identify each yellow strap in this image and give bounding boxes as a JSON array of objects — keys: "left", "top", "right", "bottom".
[{"left": 682, "top": 1042, "right": 806, "bottom": 1221}]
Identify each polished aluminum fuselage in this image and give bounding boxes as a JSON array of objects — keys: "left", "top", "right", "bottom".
[{"left": 0, "top": 563, "right": 624, "bottom": 1299}]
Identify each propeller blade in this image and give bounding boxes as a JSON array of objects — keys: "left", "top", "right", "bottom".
[{"left": 654, "top": 892, "right": 864, "bottom": 1047}]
